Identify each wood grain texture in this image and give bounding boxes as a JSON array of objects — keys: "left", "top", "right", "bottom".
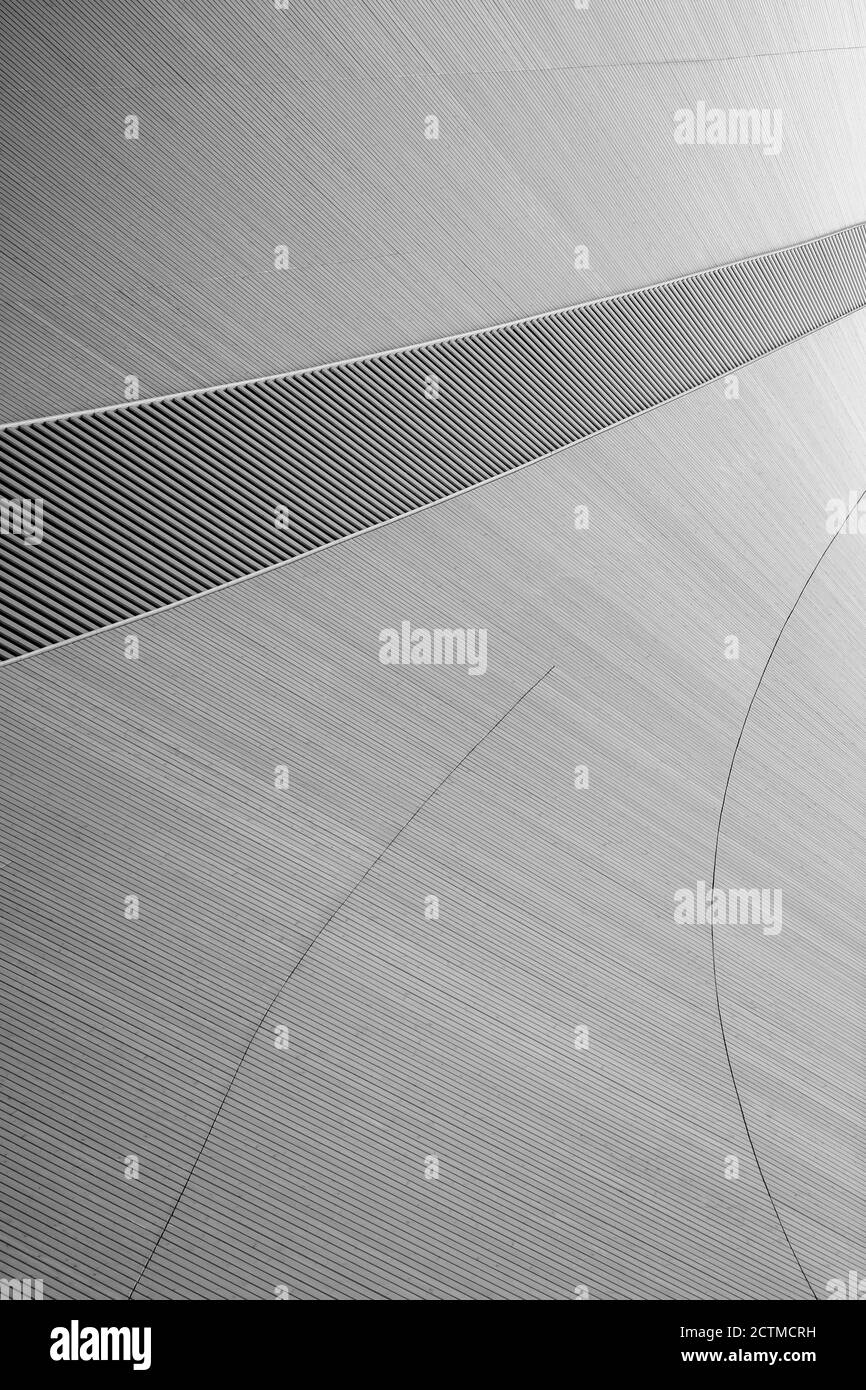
[
  {"left": 1, "top": 310, "right": 863, "bottom": 1298},
  {"left": 1, "top": 1, "right": 866, "bottom": 422},
  {"left": 3, "top": 222, "right": 866, "bottom": 660}
]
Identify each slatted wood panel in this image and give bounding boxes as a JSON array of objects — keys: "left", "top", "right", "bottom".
[
  {"left": 3, "top": 221, "right": 866, "bottom": 660},
  {"left": 1, "top": 312, "right": 864, "bottom": 1298},
  {"left": 2, "top": 2, "right": 866, "bottom": 423}
]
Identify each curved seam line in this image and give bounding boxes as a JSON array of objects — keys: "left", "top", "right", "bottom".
[
  {"left": 4, "top": 294, "right": 866, "bottom": 673},
  {"left": 126, "top": 661, "right": 556, "bottom": 1298},
  {"left": 431, "top": 43, "right": 866, "bottom": 77},
  {"left": 708, "top": 488, "right": 866, "bottom": 1301}
]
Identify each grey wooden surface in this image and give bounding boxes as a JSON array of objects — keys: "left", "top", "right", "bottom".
[
  {"left": 2, "top": 1, "right": 866, "bottom": 423},
  {"left": 3, "top": 222, "right": 866, "bottom": 660},
  {"left": 1, "top": 308, "right": 863, "bottom": 1298}
]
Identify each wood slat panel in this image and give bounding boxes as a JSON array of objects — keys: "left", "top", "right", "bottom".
[{"left": 1, "top": 311, "right": 864, "bottom": 1298}]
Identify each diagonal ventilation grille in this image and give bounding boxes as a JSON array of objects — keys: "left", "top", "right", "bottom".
[{"left": 2, "top": 221, "right": 866, "bottom": 661}]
